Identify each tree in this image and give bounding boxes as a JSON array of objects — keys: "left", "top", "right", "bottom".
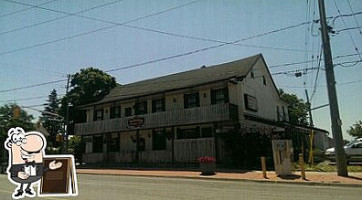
[
  {"left": 68, "top": 135, "right": 84, "bottom": 163},
  {"left": 0, "top": 104, "right": 34, "bottom": 169},
  {"left": 279, "top": 89, "right": 309, "bottom": 126},
  {"left": 42, "top": 89, "right": 62, "bottom": 147},
  {"left": 347, "top": 120, "right": 362, "bottom": 138},
  {"left": 0, "top": 103, "right": 34, "bottom": 133},
  {"left": 59, "top": 67, "right": 117, "bottom": 132}
]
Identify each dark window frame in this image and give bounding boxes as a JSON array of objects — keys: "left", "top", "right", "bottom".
[
  {"left": 107, "top": 133, "right": 120, "bottom": 152},
  {"left": 152, "top": 98, "right": 165, "bottom": 113},
  {"left": 125, "top": 107, "right": 132, "bottom": 117},
  {"left": 201, "top": 127, "right": 213, "bottom": 138},
  {"left": 152, "top": 129, "right": 166, "bottom": 150},
  {"left": 177, "top": 127, "right": 200, "bottom": 139},
  {"left": 262, "top": 76, "right": 267, "bottom": 86},
  {"left": 184, "top": 92, "right": 200, "bottom": 109},
  {"left": 93, "top": 135, "right": 103, "bottom": 153},
  {"left": 135, "top": 101, "right": 148, "bottom": 115},
  {"left": 244, "top": 94, "right": 258, "bottom": 112},
  {"left": 110, "top": 106, "right": 121, "bottom": 119},
  {"left": 277, "top": 106, "right": 280, "bottom": 121},
  {"left": 211, "top": 88, "right": 229, "bottom": 105},
  {"left": 93, "top": 108, "right": 104, "bottom": 121},
  {"left": 282, "top": 106, "right": 286, "bottom": 121}
]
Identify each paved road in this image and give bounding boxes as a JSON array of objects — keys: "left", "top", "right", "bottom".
[{"left": 0, "top": 174, "right": 361, "bottom": 200}]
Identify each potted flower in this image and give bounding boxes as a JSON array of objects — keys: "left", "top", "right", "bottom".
[{"left": 198, "top": 157, "right": 216, "bottom": 175}]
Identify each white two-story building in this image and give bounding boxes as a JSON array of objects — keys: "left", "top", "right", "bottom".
[{"left": 74, "top": 54, "right": 290, "bottom": 164}]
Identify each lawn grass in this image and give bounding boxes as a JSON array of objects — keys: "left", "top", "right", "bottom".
[{"left": 294, "top": 161, "right": 362, "bottom": 172}]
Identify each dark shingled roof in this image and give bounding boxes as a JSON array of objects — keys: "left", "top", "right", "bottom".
[{"left": 83, "top": 54, "right": 262, "bottom": 107}]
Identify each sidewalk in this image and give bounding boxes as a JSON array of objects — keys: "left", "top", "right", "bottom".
[{"left": 77, "top": 168, "right": 362, "bottom": 187}]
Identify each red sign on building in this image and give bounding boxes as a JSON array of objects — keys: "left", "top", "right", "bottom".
[{"left": 127, "top": 117, "right": 145, "bottom": 128}]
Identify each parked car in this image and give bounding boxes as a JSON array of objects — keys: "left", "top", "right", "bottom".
[{"left": 325, "top": 138, "right": 362, "bottom": 159}]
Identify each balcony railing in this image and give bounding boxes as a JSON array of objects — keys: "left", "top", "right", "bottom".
[{"left": 75, "top": 103, "right": 238, "bottom": 135}]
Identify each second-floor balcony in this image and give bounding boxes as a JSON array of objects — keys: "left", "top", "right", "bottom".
[{"left": 75, "top": 103, "right": 238, "bottom": 135}]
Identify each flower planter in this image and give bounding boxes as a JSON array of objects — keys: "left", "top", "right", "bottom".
[
  {"left": 200, "top": 162, "right": 216, "bottom": 175},
  {"left": 198, "top": 157, "right": 216, "bottom": 175}
]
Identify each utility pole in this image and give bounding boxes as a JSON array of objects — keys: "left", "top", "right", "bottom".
[
  {"left": 64, "top": 74, "right": 71, "bottom": 154},
  {"left": 305, "top": 90, "right": 314, "bottom": 166},
  {"left": 318, "top": 0, "right": 348, "bottom": 176},
  {"left": 305, "top": 90, "right": 314, "bottom": 127}
]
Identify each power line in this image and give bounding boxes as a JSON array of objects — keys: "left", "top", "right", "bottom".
[
  {"left": 335, "top": 26, "right": 362, "bottom": 33},
  {"left": 0, "top": 0, "right": 124, "bottom": 36},
  {"left": 2, "top": 0, "right": 308, "bottom": 53},
  {"left": 268, "top": 53, "right": 362, "bottom": 69},
  {"left": 332, "top": 0, "right": 362, "bottom": 61},
  {"left": 310, "top": 45, "right": 323, "bottom": 101},
  {"left": 332, "top": 10, "right": 362, "bottom": 23},
  {"left": 0, "top": 93, "right": 65, "bottom": 103},
  {"left": 0, "top": 0, "right": 205, "bottom": 56},
  {"left": 280, "top": 79, "right": 362, "bottom": 88},
  {"left": 104, "top": 22, "right": 312, "bottom": 73},
  {"left": 0, "top": 0, "right": 59, "bottom": 18},
  {"left": 0, "top": 79, "right": 66, "bottom": 93},
  {"left": 0, "top": 95, "right": 48, "bottom": 102},
  {"left": 346, "top": 0, "right": 362, "bottom": 36},
  {"left": 0, "top": 52, "right": 358, "bottom": 94},
  {"left": 334, "top": 60, "right": 362, "bottom": 67},
  {"left": 0, "top": 61, "right": 67, "bottom": 76}
]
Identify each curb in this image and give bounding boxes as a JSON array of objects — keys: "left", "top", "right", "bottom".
[{"left": 77, "top": 171, "right": 362, "bottom": 188}]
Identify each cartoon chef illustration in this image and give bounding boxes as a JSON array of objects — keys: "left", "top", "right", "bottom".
[{"left": 4, "top": 127, "right": 63, "bottom": 199}]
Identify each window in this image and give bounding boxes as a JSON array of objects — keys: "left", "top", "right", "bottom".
[
  {"left": 211, "top": 88, "right": 229, "bottom": 104},
  {"left": 93, "top": 109, "right": 103, "bottom": 121},
  {"left": 356, "top": 143, "right": 362, "bottom": 148},
  {"left": 282, "top": 106, "right": 286, "bottom": 121},
  {"left": 110, "top": 106, "right": 121, "bottom": 119},
  {"left": 107, "top": 133, "right": 120, "bottom": 152},
  {"left": 135, "top": 101, "right": 147, "bottom": 115},
  {"left": 184, "top": 92, "right": 200, "bottom": 108},
  {"left": 277, "top": 106, "right": 280, "bottom": 121},
  {"left": 244, "top": 94, "right": 258, "bottom": 112},
  {"left": 177, "top": 127, "right": 200, "bottom": 139},
  {"left": 201, "top": 127, "right": 213, "bottom": 138},
  {"left": 251, "top": 70, "right": 255, "bottom": 78},
  {"left": 152, "top": 98, "right": 165, "bottom": 113},
  {"left": 262, "top": 76, "right": 266, "bottom": 86},
  {"left": 125, "top": 107, "right": 132, "bottom": 117},
  {"left": 152, "top": 129, "right": 166, "bottom": 150},
  {"left": 93, "top": 135, "right": 103, "bottom": 153}
]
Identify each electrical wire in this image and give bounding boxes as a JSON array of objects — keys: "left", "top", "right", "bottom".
[
  {"left": 0, "top": 79, "right": 67, "bottom": 93},
  {"left": 310, "top": 45, "right": 323, "bottom": 101},
  {"left": 334, "top": 26, "right": 362, "bottom": 33},
  {"left": 2, "top": 0, "right": 308, "bottom": 53},
  {"left": 0, "top": 0, "right": 124, "bottom": 36},
  {"left": 332, "top": 0, "right": 362, "bottom": 61},
  {"left": 334, "top": 60, "right": 362, "bottom": 67},
  {"left": 280, "top": 79, "right": 362, "bottom": 88},
  {"left": 332, "top": 10, "right": 362, "bottom": 23},
  {"left": 0, "top": 0, "right": 205, "bottom": 56},
  {"left": 0, "top": 94, "right": 65, "bottom": 103},
  {"left": 346, "top": 0, "right": 362, "bottom": 36},
  {"left": 0, "top": 0, "right": 59, "bottom": 18},
  {"left": 0, "top": 53, "right": 358, "bottom": 94}
]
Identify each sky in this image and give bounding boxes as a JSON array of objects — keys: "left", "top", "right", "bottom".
[{"left": 0, "top": 0, "right": 361, "bottom": 141}]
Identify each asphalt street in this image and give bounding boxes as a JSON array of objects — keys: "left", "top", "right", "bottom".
[{"left": 0, "top": 174, "right": 361, "bottom": 200}]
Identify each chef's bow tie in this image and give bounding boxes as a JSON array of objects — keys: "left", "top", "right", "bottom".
[{"left": 25, "top": 161, "right": 35, "bottom": 167}]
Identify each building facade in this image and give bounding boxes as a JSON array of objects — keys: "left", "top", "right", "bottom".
[{"left": 74, "top": 54, "right": 290, "bottom": 164}]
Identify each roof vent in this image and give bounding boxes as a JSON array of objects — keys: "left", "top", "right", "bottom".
[{"left": 201, "top": 65, "right": 206, "bottom": 68}]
